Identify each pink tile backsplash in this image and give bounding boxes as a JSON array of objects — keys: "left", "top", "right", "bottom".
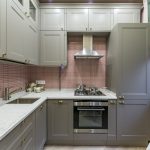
[
  {"left": 0, "top": 36, "right": 106, "bottom": 98},
  {"left": 30, "top": 36, "right": 106, "bottom": 89},
  {"left": 0, "top": 62, "right": 30, "bottom": 98}
]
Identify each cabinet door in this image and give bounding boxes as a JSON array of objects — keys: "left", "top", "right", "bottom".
[
  {"left": 113, "top": 9, "right": 140, "bottom": 26},
  {"left": 107, "top": 100, "right": 117, "bottom": 145},
  {"left": 40, "top": 31, "right": 65, "bottom": 66},
  {"left": 116, "top": 24, "right": 150, "bottom": 146},
  {"left": 7, "top": 0, "right": 26, "bottom": 62},
  {"left": 24, "top": 21, "right": 39, "bottom": 65},
  {"left": 41, "top": 9, "right": 65, "bottom": 31},
  {"left": 117, "top": 24, "right": 150, "bottom": 100},
  {"left": 35, "top": 102, "right": 46, "bottom": 150},
  {"left": 89, "top": 9, "right": 112, "bottom": 31},
  {"left": 0, "top": 0, "right": 6, "bottom": 57},
  {"left": 117, "top": 100, "right": 150, "bottom": 146},
  {"left": 66, "top": 9, "right": 88, "bottom": 31},
  {"left": 28, "top": 0, "right": 39, "bottom": 28},
  {"left": 47, "top": 100, "right": 73, "bottom": 144}
]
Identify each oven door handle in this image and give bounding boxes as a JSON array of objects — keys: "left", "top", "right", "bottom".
[{"left": 77, "top": 108, "right": 105, "bottom": 111}]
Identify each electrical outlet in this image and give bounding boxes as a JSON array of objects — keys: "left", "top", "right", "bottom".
[{"left": 36, "top": 80, "right": 46, "bottom": 85}]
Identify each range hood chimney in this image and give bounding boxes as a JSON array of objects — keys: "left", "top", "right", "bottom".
[{"left": 74, "top": 34, "right": 104, "bottom": 59}]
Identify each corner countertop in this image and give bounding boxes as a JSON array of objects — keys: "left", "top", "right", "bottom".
[{"left": 0, "top": 88, "right": 117, "bottom": 141}]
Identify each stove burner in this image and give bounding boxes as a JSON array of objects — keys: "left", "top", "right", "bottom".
[{"left": 74, "top": 85, "right": 104, "bottom": 96}]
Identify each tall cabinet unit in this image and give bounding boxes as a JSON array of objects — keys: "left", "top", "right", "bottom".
[
  {"left": 107, "top": 23, "right": 150, "bottom": 146},
  {"left": 0, "top": 0, "right": 6, "bottom": 58}
]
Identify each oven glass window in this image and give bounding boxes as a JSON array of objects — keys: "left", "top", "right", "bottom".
[{"left": 79, "top": 108, "right": 102, "bottom": 128}]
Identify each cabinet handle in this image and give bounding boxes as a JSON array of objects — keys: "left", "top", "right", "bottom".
[
  {"left": 58, "top": 100, "right": 63, "bottom": 104},
  {"left": 61, "top": 28, "right": 63, "bottom": 30},
  {"left": 25, "top": 59, "right": 28, "bottom": 63},
  {"left": 90, "top": 28, "right": 92, "bottom": 31},
  {"left": 118, "top": 96, "right": 125, "bottom": 100},
  {"left": 86, "top": 28, "right": 88, "bottom": 31},
  {"left": 109, "top": 100, "right": 116, "bottom": 105},
  {"left": 118, "top": 100, "right": 125, "bottom": 104},
  {"left": 2, "top": 53, "right": 7, "bottom": 58},
  {"left": 40, "top": 105, "right": 43, "bottom": 111}
]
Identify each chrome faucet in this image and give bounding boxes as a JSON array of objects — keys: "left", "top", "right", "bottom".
[{"left": 4, "top": 87, "right": 22, "bottom": 100}]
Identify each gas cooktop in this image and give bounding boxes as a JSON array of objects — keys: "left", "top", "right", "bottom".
[{"left": 74, "top": 85, "right": 105, "bottom": 96}]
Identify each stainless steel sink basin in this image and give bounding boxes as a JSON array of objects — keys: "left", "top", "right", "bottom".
[{"left": 7, "top": 98, "right": 39, "bottom": 104}]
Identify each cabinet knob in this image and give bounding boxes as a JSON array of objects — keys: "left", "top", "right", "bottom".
[
  {"left": 90, "top": 28, "right": 92, "bottom": 31},
  {"left": 61, "top": 28, "right": 63, "bottom": 30},
  {"left": 25, "top": 59, "right": 28, "bottom": 63},
  {"left": 86, "top": 28, "right": 88, "bottom": 31},
  {"left": 58, "top": 100, "right": 63, "bottom": 104}
]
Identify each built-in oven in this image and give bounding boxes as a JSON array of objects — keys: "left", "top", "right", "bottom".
[{"left": 74, "top": 100, "right": 108, "bottom": 134}]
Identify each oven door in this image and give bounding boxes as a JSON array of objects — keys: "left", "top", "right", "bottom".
[{"left": 74, "top": 106, "right": 108, "bottom": 134}]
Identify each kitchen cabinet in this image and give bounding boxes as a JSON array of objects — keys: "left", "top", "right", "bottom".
[
  {"left": 89, "top": 9, "right": 112, "bottom": 31},
  {"left": 0, "top": 0, "right": 6, "bottom": 58},
  {"left": 28, "top": 0, "right": 39, "bottom": 28},
  {"left": 24, "top": 20, "right": 39, "bottom": 65},
  {"left": 66, "top": 9, "right": 88, "bottom": 31},
  {"left": 40, "top": 31, "right": 67, "bottom": 66},
  {"left": 47, "top": 100, "right": 73, "bottom": 144},
  {"left": 35, "top": 102, "right": 46, "bottom": 150},
  {"left": 41, "top": 9, "right": 65, "bottom": 31},
  {"left": 0, "top": 113, "right": 35, "bottom": 150},
  {"left": 117, "top": 100, "right": 150, "bottom": 146},
  {"left": 66, "top": 8, "right": 112, "bottom": 31},
  {"left": 107, "top": 23, "right": 150, "bottom": 146},
  {"left": 1, "top": 0, "right": 39, "bottom": 64},
  {"left": 7, "top": 0, "right": 26, "bottom": 62},
  {"left": 107, "top": 100, "right": 117, "bottom": 145},
  {"left": 113, "top": 9, "right": 140, "bottom": 26}
]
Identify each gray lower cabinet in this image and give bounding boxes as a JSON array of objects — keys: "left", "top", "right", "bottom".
[
  {"left": 35, "top": 102, "right": 47, "bottom": 150},
  {"left": 117, "top": 100, "right": 150, "bottom": 146},
  {"left": 47, "top": 100, "right": 73, "bottom": 145},
  {"left": 0, "top": 113, "right": 35, "bottom": 150}
]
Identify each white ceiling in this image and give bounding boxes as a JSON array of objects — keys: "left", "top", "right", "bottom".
[{"left": 39, "top": 0, "right": 142, "bottom": 3}]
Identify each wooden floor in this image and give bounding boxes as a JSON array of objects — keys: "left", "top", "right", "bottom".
[{"left": 44, "top": 146, "right": 146, "bottom": 150}]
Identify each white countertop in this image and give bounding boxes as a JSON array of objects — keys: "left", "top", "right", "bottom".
[{"left": 0, "top": 88, "right": 117, "bottom": 141}]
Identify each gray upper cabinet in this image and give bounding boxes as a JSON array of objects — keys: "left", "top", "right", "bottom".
[
  {"left": 0, "top": 0, "right": 6, "bottom": 58},
  {"left": 24, "top": 20, "right": 39, "bottom": 65},
  {"left": 107, "top": 23, "right": 150, "bottom": 146},
  {"left": 41, "top": 9, "right": 65, "bottom": 31},
  {"left": 113, "top": 9, "right": 140, "bottom": 26},
  {"left": 66, "top": 9, "right": 88, "bottom": 31},
  {"left": 47, "top": 100, "right": 73, "bottom": 144},
  {"left": 40, "top": 31, "right": 66, "bottom": 66},
  {"left": 7, "top": 0, "right": 26, "bottom": 62},
  {"left": 35, "top": 102, "right": 46, "bottom": 150},
  {"left": 89, "top": 9, "right": 112, "bottom": 31},
  {"left": 66, "top": 8, "right": 112, "bottom": 31}
]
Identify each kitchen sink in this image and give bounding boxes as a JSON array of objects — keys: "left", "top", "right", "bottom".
[{"left": 7, "top": 98, "right": 39, "bottom": 104}]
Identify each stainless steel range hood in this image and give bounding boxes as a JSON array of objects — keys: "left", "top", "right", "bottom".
[{"left": 74, "top": 34, "right": 104, "bottom": 59}]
